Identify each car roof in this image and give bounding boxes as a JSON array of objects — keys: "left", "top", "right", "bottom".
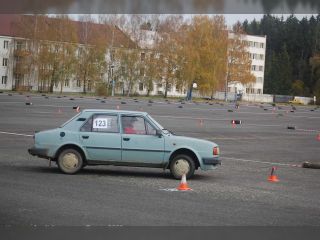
[{"left": 82, "top": 109, "right": 148, "bottom": 116}]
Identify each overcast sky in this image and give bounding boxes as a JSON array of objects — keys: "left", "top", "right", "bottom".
[
  {"left": 223, "top": 14, "right": 316, "bottom": 26},
  {"left": 68, "top": 14, "right": 316, "bottom": 27}
]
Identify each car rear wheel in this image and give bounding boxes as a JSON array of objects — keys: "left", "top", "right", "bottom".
[
  {"left": 57, "top": 149, "right": 83, "bottom": 174},
  {"left": 170, "top": 154, "right": 195, "bottom": 179}
]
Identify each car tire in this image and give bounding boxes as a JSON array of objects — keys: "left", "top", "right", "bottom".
[
  {"left": 57, "top": 148, "right": 83, "bottom": 174},
  {"left": 170, "top": 154, "right": 195, "bottom": 179}
]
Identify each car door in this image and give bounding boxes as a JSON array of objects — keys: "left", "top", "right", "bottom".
[
  {"left": 80, "top": 114, "right": 122, "bottom": 162},
  {"left": 121, "top": 115, "right": 165, "bottom": 166}
]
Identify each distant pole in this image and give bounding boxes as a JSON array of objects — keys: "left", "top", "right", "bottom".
[
  {"left": 111, "top": 65, "right": 114, "bottom": 97},
  {"left": 224, "top": 78, "right": 228, "bottom": 102},
  {"left": 225, "top": 65, "right": 229, "bottom": 102},
  {"left": 111, "top": 80, "right": 115, "bottom": 97},
  {"left": 111, "top": 25, "right": 115, "bottom": 97}
]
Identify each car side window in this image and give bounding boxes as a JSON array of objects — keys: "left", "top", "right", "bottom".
[
  {"left": 80, "top": 116, "right": 93, "bottom": 132},
  {"left": 145, "top": 120, "right": 157, "bottom": 135},
  {"left": 92, "top": 115, "right": 119, "bottom": 133},
  {"left": 80, "top": 115, "right": 119, "bottom": 133},
  {"left": 122, "top": 116, "right": 146, "bottom": 135}
]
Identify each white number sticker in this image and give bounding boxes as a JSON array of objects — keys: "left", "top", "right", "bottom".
[{"left": 93, "top": 118, "right": 111, "bottom": 129}]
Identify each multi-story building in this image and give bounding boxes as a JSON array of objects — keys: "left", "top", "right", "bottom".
[
  {"left": 134, "top": 29, "right": 267, "bottom": 97},
  {"left": 0, "top": 14, "right": 136, "bottom": 93},
  {"left": 0, "top": 36, "right": 13, "bottom": 90},
  {"left": 227, "top": 33, "right": 267, "bottom": 95},
  {"left": 0, "top": 15, "right": 266, "bottom": 98}
]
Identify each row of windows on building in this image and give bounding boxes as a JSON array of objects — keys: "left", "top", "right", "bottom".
[
  {"left": 228, "top": 87, "right": 262, "bottom": 94},
  {"left": 0, "top": 56, "right": 265, "bottom": 73},
  {"left": 246, "top": 41, "right": 265, "bottom": 49},
  {"left": 1, "top": 75, "right": 264, "bottom": 95},
  {"left": 249, "top": 53, "right": 264, "bottom": 60},
  {"left": 246, "top": 88, "right": 262, "bottom": 94},
  {"left": 0, "top": 73, "right": 85, "bottom": 88},
  {"left": 14, "top": 41, "right": 128, "bottom": 64},
  {"left": 138, "top": 82, "right": 187, "bottom": 94},
  {"left": 54, "top": 79, "right": 83, "bottom": 88},
  {"left": 251, "top": 65, "right": 264, "bottom": 72}
]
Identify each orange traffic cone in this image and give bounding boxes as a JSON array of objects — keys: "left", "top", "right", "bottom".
[
  {"left": 76, "top": 106, "right": 80, "bottom": 113},
  {"left": 268, "top": 167, "right": 279, "bottom": 182},
  {"left": 317, "top": 133, "right": 320, "bottom": 141},
  {"left": 232, "top": 120, "right": 236, "bottom": 128},
  {"left": 177, "top": 174, "right": 192, "bottom": 191}
]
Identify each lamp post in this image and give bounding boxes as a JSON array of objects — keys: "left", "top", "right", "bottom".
[{"left": 110, "top": 64, "right": 115, "bottom": 97}]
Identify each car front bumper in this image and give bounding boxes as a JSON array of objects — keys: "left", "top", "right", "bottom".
[{"left": 28, "top": 147, "right": 50, "bottom": 159}]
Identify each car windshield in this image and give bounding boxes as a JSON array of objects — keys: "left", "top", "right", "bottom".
[
  {"left": 146, "top": 114, "right": 164, "bottom": 130},
  {"left": 146, "top": 114, "right": 174, "bottom": 135},
  {"left": 60, "top": 112, "right": 81, "bottom": 128}
]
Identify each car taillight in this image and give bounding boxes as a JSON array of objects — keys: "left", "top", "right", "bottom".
[{"left": 213, "top": 146, "right": 219, "bottom": 156}]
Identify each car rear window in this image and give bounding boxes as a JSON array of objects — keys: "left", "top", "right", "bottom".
[{"left": 80, "top": 114, "right": 119, "bottom": 133}]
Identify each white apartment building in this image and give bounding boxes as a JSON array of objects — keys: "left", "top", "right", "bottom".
[
  {"left": 0, "top": 36, "right": 14, "bottom": 90},
  {"left": 134, "top": 30, "right": 267, "bottom": 97},
  {"left": 227, "top": 33, "right": 267, "bottom": 95},
  {"left": 127, "top": 29, "right": 186, "bottom": 97}
]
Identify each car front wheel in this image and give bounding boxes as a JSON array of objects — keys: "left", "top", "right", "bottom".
[
  {"left": 170, "top": 154, "right": 195, "bottom": 179},
  {"left": 57, "top": 148, "right": 83, "bottom": 174}
]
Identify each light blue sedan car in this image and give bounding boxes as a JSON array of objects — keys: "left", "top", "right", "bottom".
[{"left": 28, "top": 109, "right": 221, "bottom": 179}]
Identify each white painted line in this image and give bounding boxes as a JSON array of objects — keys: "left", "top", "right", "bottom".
[
  {"left": 289, "top": 115, "right": 320, "bottom": 119},
  {"left": 0, "top": 131, "right": 33, "bottom": 137},
  {"left": 210, "top": 137, "right": 257, "bottom": 140},
  {"left": 153, "top": 115, "right": 229, "bottom": 121},
  {"left": 29, "top": 104, "right": 73, "bottom": 108},
  {"left": 159, "top": 188, "right": 179, "bottom": 192},
  {"left": 296, "top": 128, "right": 320, "bottom": 132},
  {"left": 246, "top": 123, "right": 282, "bottom": 127},
  {"left": 0, "top": 102, "right": 23, "bottom": 104},
  {"left": 29, "top": 111, "right": 54, "bottom": 114},
  {"left": 221, "top": 156, "right": 301, "bottom": 167},
  {"left": 0, "top": 102, "right": 74, "bottom": 108}
]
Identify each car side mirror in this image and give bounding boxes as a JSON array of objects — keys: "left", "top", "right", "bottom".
[{"left": 155, "top": 129, "right": 163, "bottom": 138}]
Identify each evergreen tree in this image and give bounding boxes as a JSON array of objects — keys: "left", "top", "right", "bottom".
[{"left": 243, "top": 14, "right": 320, "bottom": 97}]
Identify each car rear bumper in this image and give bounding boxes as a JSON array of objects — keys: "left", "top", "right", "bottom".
[
  {"left": 202, "top": 157, "right": 221, "bottom": 165},
  {"left": 28, "top": 147, "right": 50, "bottom": 159}
]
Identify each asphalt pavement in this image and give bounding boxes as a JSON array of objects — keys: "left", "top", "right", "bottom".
[{"left": 0, "top": 92, "right": 319, "bottom": 226}]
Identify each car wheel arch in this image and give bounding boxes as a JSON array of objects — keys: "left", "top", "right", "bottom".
[
  {"left": 55, "top": 144, "right": 87, "bottom": 164},
  {"left": 168, "top": 148, "right": 200, "bottom": 170}
]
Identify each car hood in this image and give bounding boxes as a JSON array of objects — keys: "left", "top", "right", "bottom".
[{"left": 166, "top": 134, "right": 218, "bottom": 147}]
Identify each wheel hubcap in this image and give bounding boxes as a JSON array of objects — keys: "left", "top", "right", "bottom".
[
  {"left": 173, "top": 159, "right": 190, "bottom": 176},
  {"left": 62, "top": 153, "right": 79, "bottom": 169}
]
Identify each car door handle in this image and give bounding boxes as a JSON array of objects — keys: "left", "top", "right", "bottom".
[
  {"left": 82, "top": 136, "right": 89, "bottom": 139},
  {"left": 123, "top": 137, "right": 130, "bottom": 141}
]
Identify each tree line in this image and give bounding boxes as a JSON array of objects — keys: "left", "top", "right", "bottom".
[
  {"left": 242, "top": 14, "right": 320, "bottom": 103},
  {"left": 11, "top": 14, "right": 254, "bottom": 98}
]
